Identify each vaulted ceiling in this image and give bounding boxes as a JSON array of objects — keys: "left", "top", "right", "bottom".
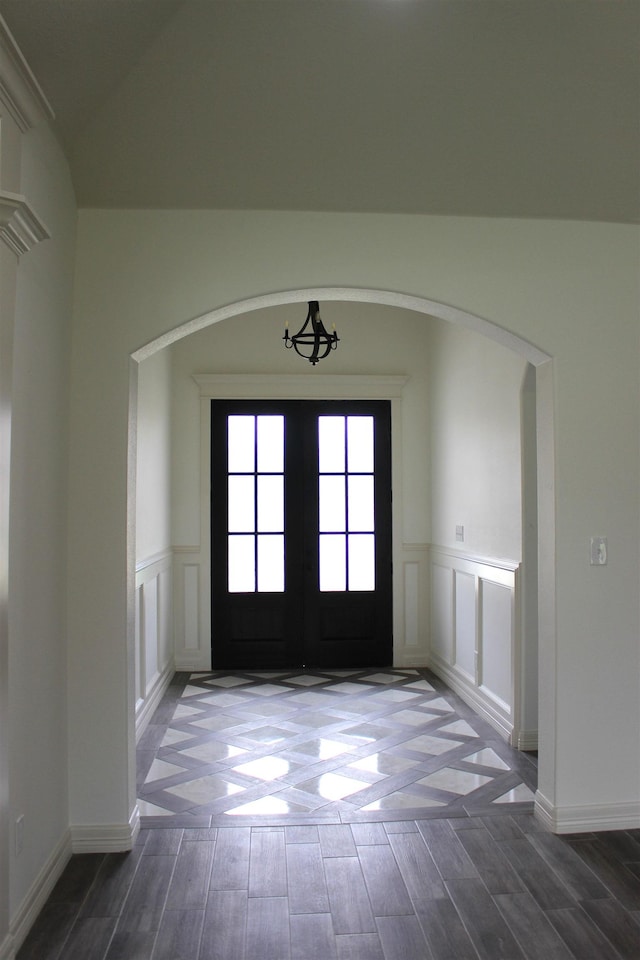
[{"left": 0, "top": 1, "right": 638, "bottom": 221}]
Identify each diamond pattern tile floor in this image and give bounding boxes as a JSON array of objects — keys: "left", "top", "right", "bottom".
[{"left": 137, "top": 668, "right": 537, "bottom": 825}]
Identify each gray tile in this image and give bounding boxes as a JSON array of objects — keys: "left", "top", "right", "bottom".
[
  {"left": 324, "top": 857, "right": 377, "bottom": 934},
  {"left": 336, "top": 933, "right": 385, "bottom": 959},
  {"left": 445, "top": 878, "right": 526, "bottom": 960},
  {"left": 287, "top": 842, "right": 330, "bottom": 914},
  {"left": 358, "top": 844, "right": 414, "bottom": 917},
  {"left": 376, "top": 915, "right": 431, "bottom": 960},
  {"left": 248, "top": 828, "right": 287, "bottom": 897},
  {"left": 493, "top": 892, "right": 574, "bottom": 960},
  {"left": 290, "top": 914, "right": 338, "bottom": 960},
  {"left": 245, "top": 897, "right": 291, "bottom": 960},
  {"left": 151, "top": 909, "right": 204, "bottom": 960},
  {"left": 201, "top": 890, "right": 247, "bottom": 960}
]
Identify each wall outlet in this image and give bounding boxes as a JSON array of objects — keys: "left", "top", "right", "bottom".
[
  {"left": 15, "top": 815, "right": 24, "bottom": 856},
  {"left": 455, "top": 525, "right": 464, "bottom": 542},
  {"left": 590, "top": 536, "right": 608, "bottom": 566}
]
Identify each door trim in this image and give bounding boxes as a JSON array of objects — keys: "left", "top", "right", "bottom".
[{"left": 192, "top": 374, "right": 408, "bottom": 670}]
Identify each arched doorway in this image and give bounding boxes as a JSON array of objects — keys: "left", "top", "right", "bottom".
[{"left": 129, "top": 287, "right": 554, "bottom": 831}]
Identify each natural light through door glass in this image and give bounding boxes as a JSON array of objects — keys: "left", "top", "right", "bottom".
[
  {"left": 228, "top": 535, "right": 255, "bottom": 592},
  {"left": 348, "top": 416, "right": 374, "bottom": 472},
  {"left": 227, "top": 414, "right": 284, "bottom": 593},
  {"left": 319, "top": 534, "right": 347, "bottom": 591},
  {"left": 228, "top": 416, "right": 255, "bottom": 472},
  {"left": 348, "top": 534, "right": 375, "bottom": 590},
  {"left": 318, "top": 415, "right": 375, "bottom": 592},
  {"left": 319, "top": 476, "right": 346, "bottom": 531}
]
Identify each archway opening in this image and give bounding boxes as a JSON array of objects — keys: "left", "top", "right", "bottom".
[{"left": 128, "top": 287, "right": 554, "bottom": 827}]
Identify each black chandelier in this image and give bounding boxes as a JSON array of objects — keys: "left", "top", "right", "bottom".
[{"left": 283, "top": 301, "right": 339, "bottom": 365}]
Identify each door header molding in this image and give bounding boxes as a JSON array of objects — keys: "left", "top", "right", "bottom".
[{"left": 193, "top": 373, "right": 409, "bottom": 400}]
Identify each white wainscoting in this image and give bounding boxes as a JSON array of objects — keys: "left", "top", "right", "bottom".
[
  {"left": 428, "top": 545, "right": 523, "bottom": 745},
  {"left": 173, "top": 546, "right": 210, "bottom": 671},
  {"left": 135, "top": 549, "right": 174, "bottom": 739},
  {"left": 171, "top": 543, "right": 431, "bottom": 671}
]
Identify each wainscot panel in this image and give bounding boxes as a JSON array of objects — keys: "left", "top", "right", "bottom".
[{"left": 428, "top": 545, "right": 529, "bottom": 747}]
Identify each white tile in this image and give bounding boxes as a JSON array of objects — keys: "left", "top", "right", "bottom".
[
  {"left": 246, "top": 684, "right": 290, "bottom": 697},
  {"left": 232, "top": 756, "right": 295, "bottom": 780},
  {"left": 328, "top": 682, "right": 374, "bottom": 694},
  {"left": 179, "top": 741, "right": 247, "bottom": 763},
  {"left": 297, "top": 772, "right": 368, "bottom": 801},
  {"left": 438, "top": 720, "right": 479, "bottom": 738},
  {"left": 373, "top": 689, "right": 421, "bottom": 702},
  {"left": 406, "top": 680, "right": 436, "bottom": 692},
  {"left": 197, "top": 693, "right": 247, "bottom": 707},
  {"left": 190, "top": 715, "right": 245, "bottom": 731},
  {"left": 203, "top": 676, "right": 249, "bottom": 688},
  {"left": 492, "top": 783, "right": 535, "bottom": 804},
  {"left": 172, "top": 704, "right": 202, "bottom": 720},
  {"left": 418, "top": 767, "right": 493, "bottom": 795},
  {"left": 144, "top": 759, "right": 185, "bottom": 783},
  {"left": 392, "top": 709, "right": 440, "bottom": 726},
  {"left": 166, "top": 775, "right": 245, "bottom": 804},
  {"left": 464, "top": 748, "right": 510, "bottom": 770},
  {"left": 181, "top": 684, "right": 208, "bottom": 698},
  {"left": 288, "top": 691, "right": 330, "bottom": 705},
  {"left": 293, "top": 739, "right": 354, "bottom": 760},
  {"left": 225, "top": 794, "right": 313, "bottom": 816},
  {"left": 347, "top": 753, "right": 417, "bottom": 778},
  {"left": 423, "top": 697, "right": 454, "bottom": 712},
  {"left": 404, "top": 735, "right": 463, "bottom": 755},
  {"left": 137, "top": 799, "right": 176, "bottom": 817},
  {"left": 367, "top": 673, "right": 403, "bottom": 684}
]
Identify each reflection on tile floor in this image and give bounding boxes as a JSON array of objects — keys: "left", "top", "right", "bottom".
[{"left": 137, "top": 668, "right": 537, "bottom": 825}]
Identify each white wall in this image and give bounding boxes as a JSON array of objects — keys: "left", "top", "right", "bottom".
[
  {"left": 0, "top": 68, "right": 77, "bottom": 954},
  {"left": 428, "top": 317, "right": 528, "bottom": 560},
  {"left": 67, "top": 210, "right": 639, "bottom": 840},
  {"left": 170, "top": 302, "right": 431, "bottom": 547},
  {"left": 426, "top": 319, "right": 532, "bottom": 745},
  {"left": 134, "top": 351, "right": 174, "bottom": 735},
  {"left": 136, "top": 350, "right": 172, "bottom": 560}
]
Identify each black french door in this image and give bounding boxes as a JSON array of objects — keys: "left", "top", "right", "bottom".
[{"left": 210, "top": 399, "right": 392, "bottom": 668}]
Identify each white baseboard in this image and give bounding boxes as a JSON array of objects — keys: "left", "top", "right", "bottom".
[
  {"left": 428, "top": 656, "right": 513, "bottom": 742},
  {"left": 7, "top": 828, "right": 72, "bottom": 958},
  {"left": 135, "top": 660, "right": 174, "bottom": 742},
  {"left": 514, "top": 729, "right": 538, "bottom": 751},
  {"left": 0, "top": 932, "right": 14, "bottom": 960},
  {"left": 535, "top": 790, "right": 640, "bottom": 834},
  {"left": 71, "top": 804, "right": 140, "bottom": 854},
  {"left": 174, "top": 655, "right": 212, "bottom": 672}
]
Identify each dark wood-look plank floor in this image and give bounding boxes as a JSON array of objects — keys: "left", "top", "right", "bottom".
[{"left": 16, "top": 818, "right": 640, "bottom": 960}]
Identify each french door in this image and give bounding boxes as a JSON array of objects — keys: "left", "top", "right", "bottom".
[{"left": 210, "top": 399, "right": 392, "bottom": 668}]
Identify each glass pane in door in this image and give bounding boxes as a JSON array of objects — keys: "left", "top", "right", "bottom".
[
  {"left": 227, "top": 414, "right": 284, "bottom": 593},
  {"left": 318, "top": 415, "right": 375, "bottom": 592}
]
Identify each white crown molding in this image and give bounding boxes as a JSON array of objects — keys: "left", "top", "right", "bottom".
[
  {"left": 0, "top": 190, "right": 49, "bottom": 256},
  {"left": 0, "top": 16, "right": 54, "bottom": 131}
]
